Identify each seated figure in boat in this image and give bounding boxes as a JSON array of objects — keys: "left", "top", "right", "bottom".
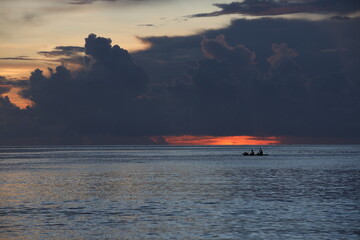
[{"left": 243, "top": 148, "right": 267, "bottom": 156}]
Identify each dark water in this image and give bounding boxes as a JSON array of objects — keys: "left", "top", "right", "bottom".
[{"left": 0, "top": 145, "right": 359, "bottom": 239}]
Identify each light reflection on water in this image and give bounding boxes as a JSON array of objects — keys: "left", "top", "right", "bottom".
[{"left": 0, "top": 145, "right": 360, "bottom": 239}]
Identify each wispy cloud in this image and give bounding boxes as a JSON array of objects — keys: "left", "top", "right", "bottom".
[
  {"left": 137, "top": 24, "right": 156, "bottom": 27},
  {"left": 69, "top": 0, "right": 162, "bottom": 4},
  {"left": 38, "top": 46, "right": 85, "bottom": 57},
  {"left": 188, "top": 0, "right": 360, "bottom": 18},
  {"left": 0, "top": 56, "right": 38, "bottom": 61}
]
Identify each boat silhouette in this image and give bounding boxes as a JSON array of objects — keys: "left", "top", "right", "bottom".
[{"left": 242, "top": 152, "right": 269, "bottom": 156}]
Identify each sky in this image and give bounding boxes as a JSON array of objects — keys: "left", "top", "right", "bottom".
[{"left": 0, "top": 0, "right": 360, "bottom": 145}]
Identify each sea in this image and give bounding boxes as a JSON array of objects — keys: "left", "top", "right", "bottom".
[{"left": 0, "top": 145, "right": 359, "bottom": 240}]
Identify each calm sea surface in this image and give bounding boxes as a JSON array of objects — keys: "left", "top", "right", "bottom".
[{"left": 0, "top": 145, "right": 359, "bottom": 239}]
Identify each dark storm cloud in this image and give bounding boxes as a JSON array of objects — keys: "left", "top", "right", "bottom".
[
  {"left": 0, "top": 86, "right": 10, "bottom": 95},
  {"left": 183, "top": 36, "right": 311, "bottom": 137},
  {"left": 136, "top": 17, "right": 360, "bottom": 80},
  {"left": 0, "top": 96, "right": 17, "bottom": 109},
  {"left": 0, "top": 92, "right": 27, "bottom": 145},
  {"left": 189, "top": 0, "right": 360, "bottom": 18},
  {"left": 201, "top": 35, "right": 256, "bottom": 64},
  {"left": 267, "top": 43, "right": 298, "bottom": 68},
  {"left": 0, "top": 93, "right": 86, "bottom": 145},
  {"left": 185, "top": 36, "right": 260, "bottom": 136},
  {"left": 134, "top": 17, "right": 360, "bottom": 140},
  {"left": 0, "top": 76, "right": 11, "bottom": 95},
  {"left": 1, "top": 16, "right": 360, "bottom": 145},
  {"left": 0, "top": 33, "right": 154, "bottom": 144},
  {"left": 0, "top": 76, "right": 9, "bottom": 85},
  {"left": 18, "top": 33, "right": 156, "bottom": 141},
  {"left": 133, "top": 35, "right": 202, "bottom": 95},
  {"left": 0, "top": 76, "right": 28, "bottom": 95}
]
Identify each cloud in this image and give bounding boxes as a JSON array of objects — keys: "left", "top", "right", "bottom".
[
  {"left": 1, "top": 17, "right": 360, "bottom": 144},
  {"left": 37, "top": 46, "right": 86, "bottom": 65},
  {"left": 0, "top": 95, "right": 18, "bottom": 109},
  {"left": 0, "top": 76, "right": 9, "bottom": 85},
  {"left": 69, "top": 0, "right": 163, "bottom": 4},
  {"left": 0, "top": 94, "right": 26, "bottom": 144},
  {"left": 201, "top": 35, "right": 256, "bottom": 64},
  {"left": 19, "top": 34, "right": 152, "bottom": 139},
  {"left": 0, "top": 76, "right": 28, "bottom": 97},
  {"left": 38, "top": 46, "right": 85, "bottom": 57},
  {"left": 137, "top": 24, "right": 156, "bottom": 27},
  {"left": 69, "top": 0, "right": 111, "bottom": 4},
  {"left": 331, "top": 16, "right": 352, "bottom": 21},
  {"left": 0, "top": 76, "right": 11, "bottom": 95},
  {"left": 0, "top": 1, "right": 83, "bottom": 30},
  {"left": 0, "top": 56, "right": 37, "bottom": 61},
  {"left": 267, "top": 43, "right": 298, "bottom": 68},
  {"left": 0, "top": 86, "right": 11, "bottom": 95},
  {"left": 134, "top": 17, "right": 360, "bottom": 140},
  {"left": 189, "top": 0, "right": 360, "bottom": 18},
  {"left": 186, "top": 35, "right": 312, "bottom": 136},
  {"left": 185, "top": 36, "right": 260, "bottom": 135}
]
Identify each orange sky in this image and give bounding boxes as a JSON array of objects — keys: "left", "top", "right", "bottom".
[
  {"left": 2, "top": 87, "right": 32, "bottom": 109},
  {"left": 163, "top": 135, "right": 280, "bottom": 145},
  {"left": 0, "top": 0, "right": 236, "bottom": 80}
]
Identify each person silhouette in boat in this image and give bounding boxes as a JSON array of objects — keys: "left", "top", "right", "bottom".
[
  {"left": 250, "top": 149, "right": 255, "bottom": 156},
  {"left": 258, "top": 148, "right": 263, "bottom": 156}
]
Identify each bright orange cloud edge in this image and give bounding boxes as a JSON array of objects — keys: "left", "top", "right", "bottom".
[{"left": 160, "top": 135, "right": 280, "bottom": 145}]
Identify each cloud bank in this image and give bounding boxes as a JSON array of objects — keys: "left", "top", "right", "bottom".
[
  {"left": 189, "top": 0, "right": 360, "bottom": 18},
  {"left": 1, "top": 17, "right": 360, "bottom": 144}
]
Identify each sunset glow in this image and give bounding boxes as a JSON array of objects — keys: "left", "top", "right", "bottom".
[
  {"left": 0, "top": 0, "right": 359, "bottom": 145},
  {"left": 163, "top": 135, "right": 280, "bottom": 145},
  {"left": 3, "top": 87, "right": 32, "bottom": 109}
]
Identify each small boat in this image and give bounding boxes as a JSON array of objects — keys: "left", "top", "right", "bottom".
[{"left": 242, "top": 152, "right": 269, "bottom": 156}]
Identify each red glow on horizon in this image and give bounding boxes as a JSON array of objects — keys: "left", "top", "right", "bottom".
[{"left": 163, "top": 135, "right": 280, "bottom": 145}]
